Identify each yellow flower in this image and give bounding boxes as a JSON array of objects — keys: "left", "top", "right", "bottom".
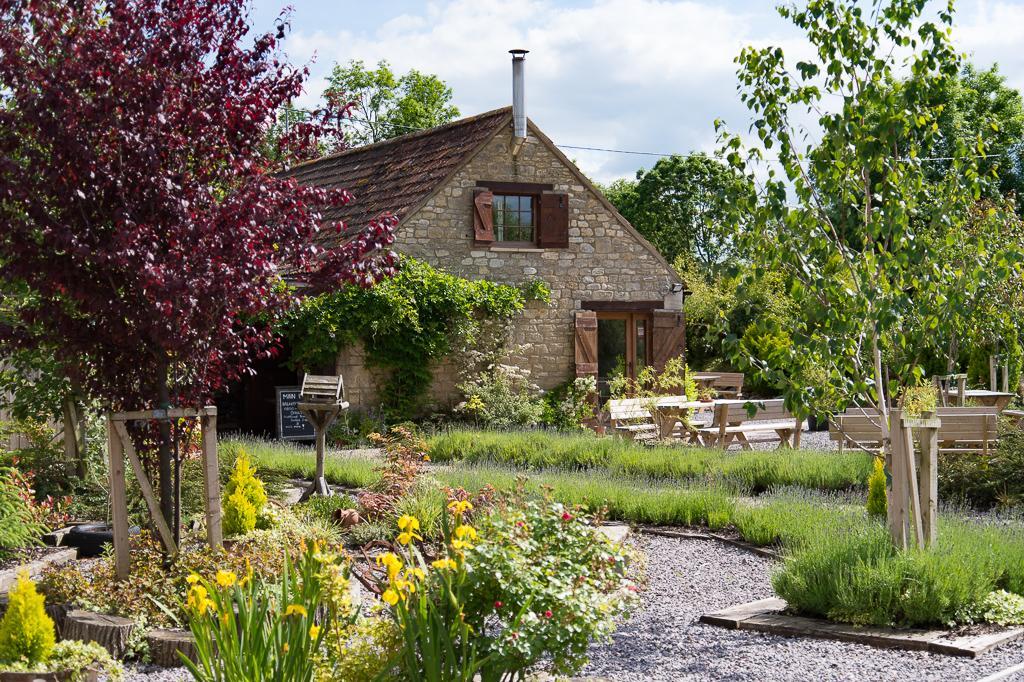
[
  {"left": 451, "top": 539, "right": 473, "bottom": 551},
  {"left": 220, "top": 612, "right": 230, "bottom": 627},
  {"left": 432, "top": 558, "right": 458, "bottom": 570},
  {"left": 382, "top": 589, "right": 400, "bottom": 606},
  {"left": 215, "top": 570, "right": 237, "bottom": 588},
  {"left": 284, "top": 604, "right": 308, "bottom": 618},
  {"left": 423, "top": 455, "right": 431, "bottom": 462},
  {"left": 376, "top": 552, "right": 403, "bottom": 580},
  {"left": 186, "top": 574, "right": 200, "bottom": 585},
  {"left": 393, "top": 578, "right": 416, "bottom": 594},
  {"left": 447, "top": 500, "right": 473, "bottom": 516},
  {"left": 396, "top": 531, "right": 423, "bottom": 546},
  {"left": 397, "top": 515, "right": 420, "bottom": 532},
  {"left": 309, "top": 624, "right": 321, "bottom": 640},
  {"left": 282, "top": 643, "right": 290, "bottom": 653},
  {"left": 406, "top": 567, "right": 425, "bottom": 581},
  {"left": 454, "top": 525, "right": 478, "bottom": 541}
]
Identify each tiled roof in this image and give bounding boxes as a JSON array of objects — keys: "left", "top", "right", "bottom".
[{"left": 283, "top": 107, "right": 512, "bottom": 234}]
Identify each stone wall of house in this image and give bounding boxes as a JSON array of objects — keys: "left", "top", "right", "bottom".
[{"left": 338, "top": 125, "right": 679, "bottom": 412}]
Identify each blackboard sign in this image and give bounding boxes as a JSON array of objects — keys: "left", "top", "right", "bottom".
[{"left": 276, "top": 387, "right": 314, "bottom": 441}]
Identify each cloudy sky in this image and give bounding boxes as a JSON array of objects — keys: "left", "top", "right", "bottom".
[{"left": 249, "top": 0, "right": 1024, "bottom": 183}]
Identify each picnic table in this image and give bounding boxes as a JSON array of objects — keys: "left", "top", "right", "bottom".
[
  {"left": 652, "top": 398, "right": 793, "bottom": 444},
  {"left": 942, "top": 389, "right": 1015, "bottom": 411}
]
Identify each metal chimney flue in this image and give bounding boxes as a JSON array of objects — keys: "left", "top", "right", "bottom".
[{"left": 510, "top": 49, "right": 528, "bottom": 141}]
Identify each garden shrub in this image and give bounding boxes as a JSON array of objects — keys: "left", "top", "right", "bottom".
[
  {"left": 280, "top": 257, "right": 549, "bottom": 418},
  {"left": 223, "top": 489, "right": 257, "bottom": 536},
  {"left": 0, "top": 572, "right": 56, "bottom": 665},
  {"left": 222, "top": 452, "right": 267, "bottom": 536},
  {"left": 866, "top": 457, "right": 887, "bottom": 516},
  {"left": 540, "top": 376, "right": 597, "bottom": 430},
  {"left": 939, "top": 421, "right": 1024, "bottom": 509},
  {"left": 456, "top": 363, "right": 545, "bottom": 429},
  {"left": 0, "top": 467, "right": 45, "bottom": 557},
  {"left": 978, "top": 590, "right": 1024, "bottom": 626}
]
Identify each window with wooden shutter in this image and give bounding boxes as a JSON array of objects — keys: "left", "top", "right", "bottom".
[
  {"left": 652, "top": 310, "right": 686, "bottom": 371},
  {"left": 538, "top": 192, "right": 569, "bottom": 248},
  {"left": 574, "top": 310, "right": 598, "bottom": 377},
  {"left": 473, "top": 189, "right": 494, "bottom": 245}
]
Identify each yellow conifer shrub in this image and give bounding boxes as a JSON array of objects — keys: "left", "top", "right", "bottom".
[{"left": 0, "top": 571, "right": 56, "bottom": 665}]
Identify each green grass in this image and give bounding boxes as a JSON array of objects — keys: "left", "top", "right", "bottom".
[
  {"left": 427, "top": 429, "right": 873, "bottom": 493},
  {"left": 237, "top": 435, "right": 1024, "bottom": 629},
  {"left": 222, "top": 437, "right": 380, "bottom": 490}
]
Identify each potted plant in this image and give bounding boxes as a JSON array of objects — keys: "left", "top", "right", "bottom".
[
  {"left": 901, "top": 382, "right": 938, "bottom": 419},
  {"left": 0, "top": 573, "right": 121, "bottom": 681},
  {"left": 697, "top": 387, "right": 718, "bottom": 403}
]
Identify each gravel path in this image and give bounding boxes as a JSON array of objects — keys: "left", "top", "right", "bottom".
[{"left": 582, "top": 534, "right": 1024, "bottom": 682}]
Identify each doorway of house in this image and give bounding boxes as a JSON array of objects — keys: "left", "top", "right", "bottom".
[{"left": 596, "top": 312, "right": 651, "bottom": 398}]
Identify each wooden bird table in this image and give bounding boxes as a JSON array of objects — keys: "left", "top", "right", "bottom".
[{"left": 296, "top": 374, "right": 349, "bottom": 501}]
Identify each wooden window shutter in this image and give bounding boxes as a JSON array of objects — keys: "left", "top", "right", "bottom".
[
  {"left": 538, "top": 192, "right": 569, "bottom": 248},
  {"left": 473, "top": 189, "right": 494, "bottom": 245},
  {"left": 574, "top": 310, "right": 598, "bottom": 377},
  {"left": 652, "top": 310, "right": 686, "bottom": 371}
]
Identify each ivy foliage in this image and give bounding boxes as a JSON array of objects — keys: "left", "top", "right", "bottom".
[{"left": 280, "top": 257, "right": 549, "bottom": 418}]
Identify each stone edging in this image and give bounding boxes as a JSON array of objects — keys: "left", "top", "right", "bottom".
[
  {"left": 701, "top": 597, "right": 1024, "bottom": 658},
  {"left": 0, "top": 548, "right": 78, "bottom": 594}
]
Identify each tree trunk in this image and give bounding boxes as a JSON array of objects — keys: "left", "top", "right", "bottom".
[
  {"left": 63, "top": 610, "right": 134, "bottom": 659},
  {"left": 61, "top": 399, "right": 79, "bottom": 473},
  {"left": 156, "top": 364, "right": 174, "bottom": 533}
]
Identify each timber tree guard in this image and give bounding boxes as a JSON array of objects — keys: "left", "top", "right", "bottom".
[
  {"left": 106, "top": 407, "right": 222, "bottom": 580},
  {"left": 887, "top": 410, "right": 940, "bottom": 550},
  {"left": 297, "top": 374, "right": 349, "bottom": 501}
]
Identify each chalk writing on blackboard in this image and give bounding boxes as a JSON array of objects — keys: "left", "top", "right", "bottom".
[{"left": 277, "top": 387, "right": 314, "bottom": 441}]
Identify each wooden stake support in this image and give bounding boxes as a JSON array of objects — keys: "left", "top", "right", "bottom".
[
  {"left": 887, "top": 411, "right": 940, "bottom": 550},
  {"left": 107, "top": 406, "right": 222, "bottom": 580}
]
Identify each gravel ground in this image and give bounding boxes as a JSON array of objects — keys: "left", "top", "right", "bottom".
[{"left": 581, "top": 534, "right": 1024, "bottom": 682}]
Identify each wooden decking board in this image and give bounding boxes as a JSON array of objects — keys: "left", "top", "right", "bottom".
[{"left": 701, "top": 598, "right": 1024, "bottom": 657}]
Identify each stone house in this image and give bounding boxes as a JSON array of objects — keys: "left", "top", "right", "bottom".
[{"left": 281, "top": 105, "right": 686, "bottom": 413}]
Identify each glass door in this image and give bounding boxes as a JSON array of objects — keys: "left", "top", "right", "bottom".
[{"left": 596, "top": 312, "right": 651, "bottom": 398}]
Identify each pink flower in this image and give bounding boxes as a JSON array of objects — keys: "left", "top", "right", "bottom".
[
  {"left": 561, "top": 512, "right": 573, "bottom": 521},
  {"left": 544, "top": 610, "right": 553, "bottom": 618},
  {"left": 494, "top": 601, "right": 503, "bottom": 609}
]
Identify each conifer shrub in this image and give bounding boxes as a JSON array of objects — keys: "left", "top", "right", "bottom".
[
  {"left": 221, "top": 453, "right": 267, "bottom": 536},
  {"left": 866, "top": 457, "right": 887, "bottom": 517},
  {"left": 0, "top": 571, "right": 56, "bottom": 665}
]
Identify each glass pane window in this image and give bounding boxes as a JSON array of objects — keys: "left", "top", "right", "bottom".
[{"left": 493, "top": 194, "right": 535, "bottom": 242}]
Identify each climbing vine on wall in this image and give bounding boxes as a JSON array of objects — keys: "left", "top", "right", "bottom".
[{"left": 279, "top": 257, "right": 550, "bottom": 418}]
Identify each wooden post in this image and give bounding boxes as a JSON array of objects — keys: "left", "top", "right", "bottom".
[
  {"left": 201, "top": 407, "right": 222, "bottom": 550},
  {"left": 113, "top": 421, "right": 177, "bottom": 555},
  {"left": 990, "top": 355, "right": 998, "bottom": 392},
  {"left": 902, "top": 422, "right": 924, "bottom": 548},
  {"left": 887, "top": 410, "right": 908, "bottom": 550},
  {"left": 106, "top": 415, "right": 131, "bottom": 581},
  {"left": 1002, "top": 363, "right": 1010, "bottom": 394},
  {"left": 919, "top": 420, "right": 939, "bottom": 548}
]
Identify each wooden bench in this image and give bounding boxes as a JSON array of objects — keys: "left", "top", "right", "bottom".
[
  {"left": 692, "top": 372, "right": 744, "bottom": 399},
  {"left": 830, "top": 406, "right": 1000, "bottom": 454},
  {"left": 607, "top": 398, "right": 658, "bottom": 441},
  {"left": 697, "top": 399, "right": 803, "bottom": 450}
]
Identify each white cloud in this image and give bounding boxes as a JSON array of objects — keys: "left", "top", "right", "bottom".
[{"left": 277, "top": 0, "right": 1024, "bottom": 184}]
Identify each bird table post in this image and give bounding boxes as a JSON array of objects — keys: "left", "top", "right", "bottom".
[{"left": 296, "top": 374, "right": 349, "bottom": 501}]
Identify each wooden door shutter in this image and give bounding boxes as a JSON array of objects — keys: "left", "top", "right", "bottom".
[
  {"left": 652, "top": 310, "right": 686, "bottom": 371},
  {"left": 473, "top": 189, "right": 494, "bottom": 245},
  {"left": 574, "top": 310, "right": 598, "bottom": 377},
  {"left": 538, "top": 192, "right": 569, "bottom": 248}
]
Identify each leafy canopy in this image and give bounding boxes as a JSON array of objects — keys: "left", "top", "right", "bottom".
[
  {"left": 603, "top": 154, "right": 747, "bottom": 270},
  {"left": 0, "top": 0, "right": 397, "bottom": 411},
  {"left": 325, "top": 59, "right": 460, "bottom": 146},
  {"left": 718, "top": 0, "right": 1021, "bottom": 418}
]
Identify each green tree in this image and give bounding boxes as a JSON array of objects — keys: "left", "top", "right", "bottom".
[
  {"left": 602, "top": 154, "right": 745, "bottom": 269},
  {"left": 324, "top": 60, "right": 460, "bottom": 146},
  {"left": 929, "top": 64, "right": 1024, "bottom": 215},
  {"left": 718, "top": 1, "right": 1020, "bottom": 452}
]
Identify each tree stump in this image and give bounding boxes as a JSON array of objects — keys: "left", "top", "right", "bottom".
[
  {"left": 146, "top": 628, "right": 198, "bottom": 667},
  {"left": 63, "top": 611, "right": 134, "bottom": 659}
]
